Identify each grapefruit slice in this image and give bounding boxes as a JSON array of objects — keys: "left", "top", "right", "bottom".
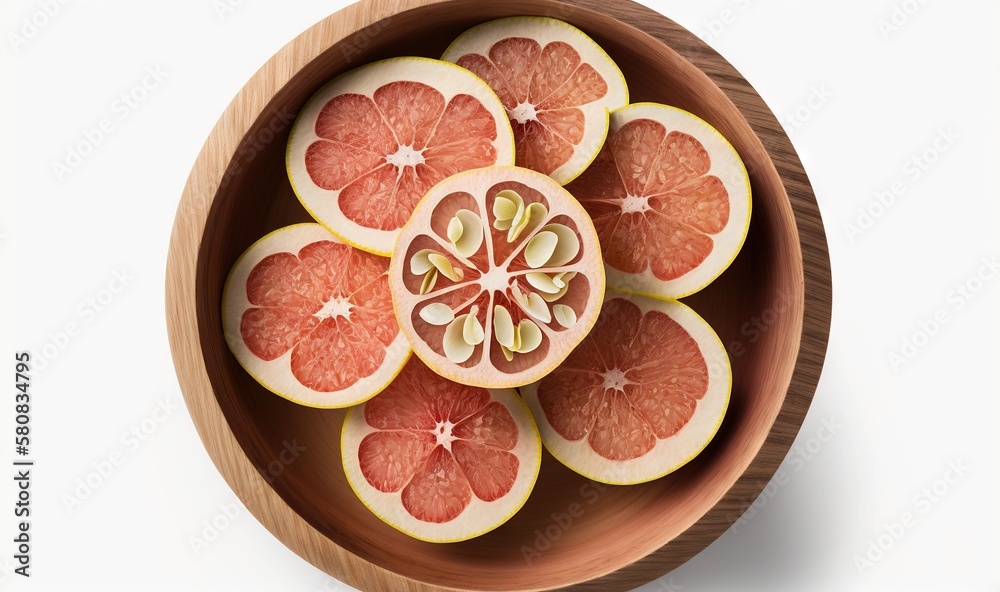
[
  {"left": 222, "top": 224, "right": 409, "bottom": 408},
  {"left": 388, "top": 165, "right": 605, "bottom": 389},
  {"left": 286, "top": 57, "right": 515, "bottom": 256},
  {"left": 567, "top": 103, "right": 752, "bottom": 299},
  {"left": 442, "top": 17, "right": 628, "bottom": 185},
  {"left": 521, "top": 289, "right": 731, "bottom": 485},
  {"left": 342, "top": 357, "right": 541, "bottom": 542}
]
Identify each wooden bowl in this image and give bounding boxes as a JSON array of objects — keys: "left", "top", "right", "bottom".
[{"left": 165, "top": 0, "right": 832, "bottom": 589}]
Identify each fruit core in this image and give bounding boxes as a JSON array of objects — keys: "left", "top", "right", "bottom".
[
  {"left": 508, "top": 102, "right": 538, "bottom": 125},
  {"left": 315, "top": 296, "right": 354, "bottom": 320},
  {"left": 407, "top": 187, "right": 587, "bottom": 365}
]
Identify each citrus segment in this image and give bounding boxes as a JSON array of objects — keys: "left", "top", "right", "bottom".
[
  {"left": 222, "top": 224, "right": 409, "bottom": 408},
  {"left": 443, "top": 17, "right": 628, "bottom": 185},
  {"left": 287, "top": 57, "right": 515, "bottom": 256},
  {"left": 388, "top": 166, "right": 606, "bottom": 389},
  {"left": 342, "top": 357, "right": 541, "bottom": 542},
  {"left": 567, "top": 103, "right": 751, "bottom": 299},
  {"left": 521, "top": 290, "right": 731, "bottom": 485}
]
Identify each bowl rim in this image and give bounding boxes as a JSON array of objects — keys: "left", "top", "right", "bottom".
[{"left": 165, "top": 0, "right": 832, "bottom": 590}]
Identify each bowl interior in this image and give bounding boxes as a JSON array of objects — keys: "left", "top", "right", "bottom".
[{"left": 194, "top": 1, "right": 803, "bottom": 590}]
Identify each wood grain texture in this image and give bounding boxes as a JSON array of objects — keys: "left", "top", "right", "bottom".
[{"left": 165, "top": 0, "right": 833, "bottom": 590}]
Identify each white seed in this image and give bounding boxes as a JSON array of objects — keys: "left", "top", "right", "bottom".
[
  {"left": 525, "top": 231, "right": 559, "bottom": 269},
  {"left": 448, "top": 209, "right": 484, "bottom": 258},
  {"left": 553, "top": 304, "right": 577, "bottom": 329},
  {"left": 419, "top": 269, "right": 438, "bottom": 295},
  {"left": 515, "top": 319, "right": 543, "bottom": 354},
  {"left": 427, "top": 252, "right": 463, "bottom": 282},
  {"left": 463, "top": 306, "right": 485, "bottom": 346},
  {"left": 493, "top": 190, "right": 549, "bottom": 243},
  {"left": 419, "top": 303, "right": 454, "bottom": 326},
  {"left": 447, "top": 216, "right": 464, "bottom": 244},
  {"left": 540, "top": 224, "right": 580, "bottom": 267},
  {"left": 540, "top": 272, "right": 577, "bottom": 303},
  {"left": 410, "top": 248, "right": 438, "bottom": 275},
  {"left": 493, "top": 191, "right": 521, "bottom": 229},
  {"left": 512, "top": 282, "right": 552, "bottom": 323},
  {"left": 525, "top": 272, "right": 561, "bottom": 294},
  {"left": 493, "top": 305, "right": 515, "bottom": 349},
  {"left": 443, "top": 317, "right": 475, "bottom": 363},
  {"left": 493, "top": 190, "right": 524, "bottom": 232},
  {"left": 493, "top": 301, "right": 551, "bottom": 361},
  {"left": 508, "top": 202, "right": 547, "bottom": 243}
]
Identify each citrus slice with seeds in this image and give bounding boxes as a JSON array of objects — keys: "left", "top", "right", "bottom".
[
  {"left": 521, "top": 289, "right": 731, "bottom": 485},
  {"left": 342, "top": 357, "right": 541, "bottom": 542},
  {"left": 567, "top": 103, "right": 752, "bottom": 298},
  {"left": 222, "top": 224, "right": 409, "bottom": 408},
  {"left": 389, "top": 166, "right": 605, "bottom": 389},
  {"left": 443, "top": 17, "right": 628, "bottom": 185},
  {"left": 286, "top": 57, "right": 515, "bottom": 256}
]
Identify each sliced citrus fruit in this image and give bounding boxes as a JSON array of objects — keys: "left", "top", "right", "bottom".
[
  {"left": 442, "top": 17, "right": 628, "bottom": 185},
  {"left": 286, "top": 57, "right": 516, "bottom": 256},
  {"left": 567, "top": 103, "right": 752, "bottom": 299},
  {"left": 388, "top": 165, "right": 605, "bottom": 389},
  {"left": 342, "top": 357, "right": 541, "bottom": 542},
  {"left": 222, "top": 223, "right": 409, "bottom": 408},
  {"left": 521, "top": 289, "right": 731, "bottom": 485}
]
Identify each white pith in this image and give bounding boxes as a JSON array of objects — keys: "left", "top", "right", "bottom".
[
  {"left": 478, "top": 267, "right": 509, "bottom": 293},
  {"left": 602, "top": 367, "right": 630, "bottom": 392},
  {"left": 433, "top": 420, "right": 457, "bottom": 451},
  {"left": 315, "top": 295, "right": 353, "bottom": 320},
  {"left": 385, "top": 144, "right": 426, "bottom": 168},
  {"left": 521, "top": 290, "right": 732, "bottom": 485},
  {"left": 509, "top": 101, "right": 538, "bottom": 125},
  {"left": 620, "top": 193, "right": 651, "bottom": 214}
]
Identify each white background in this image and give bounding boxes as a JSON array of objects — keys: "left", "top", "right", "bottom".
[{"left": 1, "top": 0, "right": 997, "bottom": 590}]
